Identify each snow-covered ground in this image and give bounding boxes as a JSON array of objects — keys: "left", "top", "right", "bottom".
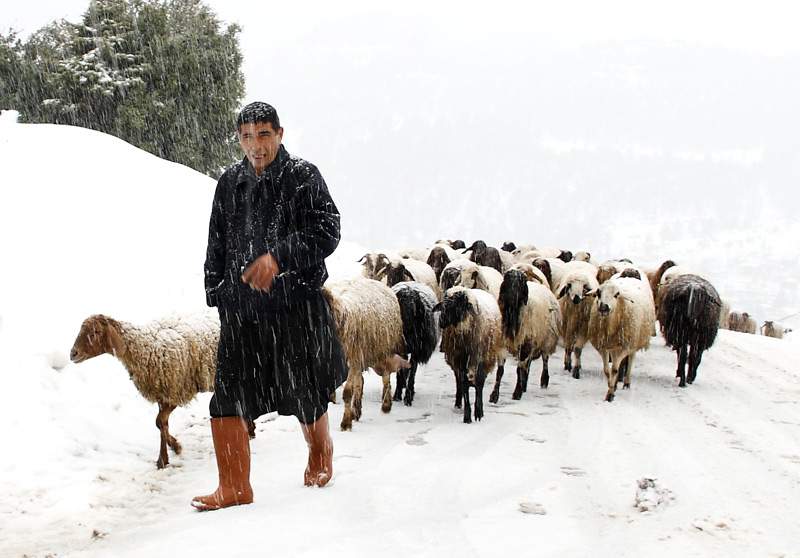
[{"left": 1, "top": 121, "right": 799, "bottom": 558}]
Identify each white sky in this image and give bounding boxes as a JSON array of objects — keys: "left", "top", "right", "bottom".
[{"left": 3, "top": 0, "right": 800, "bottom": 56}]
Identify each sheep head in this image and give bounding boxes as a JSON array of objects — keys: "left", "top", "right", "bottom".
[
  {"left": 381, "top": 261, "right": 414, "bottom": 287},
  {"left": 558, "top": 277, "right": 594, "bottom": 305},
  {"left": 70, "top": 314, "right": 126, "bottom": 363},
  {"left": 435, "top": 289, "right": 477, "bottom": 330},
  {"left": 593, "top": 283, "right": 622, "bottom": 317},
  {"left": 358, "top": 253, "right": 392, "bottom": 280}
]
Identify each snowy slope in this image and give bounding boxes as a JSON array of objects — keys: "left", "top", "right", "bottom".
[{"left": 1, "top": 122, "right": 799, "bottom": 558}]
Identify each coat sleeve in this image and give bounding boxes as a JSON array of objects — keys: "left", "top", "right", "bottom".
[
  {"left": 269, "top": 164, "right": 341, "bottom": 274},
  {"left": 203, "top": 178, "right": 227, "bottom": 307}
]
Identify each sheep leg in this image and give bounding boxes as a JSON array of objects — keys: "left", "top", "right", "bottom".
[
  {"left": 563, "top": 347, "right": 573, "bottom": 372},
  {"left": 622, "top": 354, "right": 635, "bottom": 389},
  {"left": 460, "top": 371, "right": 472, "bottom": 424},
  {"left": 393, "top": 367, "right": 408, "bottom": 402},
  {"left": 403, "top": 361, "right": 418, "bottom": 407},
  {"left": 489, "top": 360, "right": 505, "bottom": 404},
  {"left": 687, "top": 345, "right": 703, "bottom": 384},
  {"left": 616, "top": 356, "right": 629, "bottom": 386},
  {"left": 601, "top": 352, "right": 616, "bottom": 402},
  {"left": 381, "top": 374, "right": 393, "bottom": 413},
  {"left": 676, "top": 345, "right": 688, "bottom": 388},
  {"left": 512, "top": 360, "right": 531, "bottom": 400},
  {"left": 353, "top": 372, "right": 364, "bottom": 421},
  {"left": 340, "top": 369, "right": 358, "bottom": 431},
  {"left": 540, "top": 354, "right": 550, "bottom": 388},
  {"left": 454, "top": 371, "right": 463, "bottom": 409},
  {"left": 474, "top": 364, "right": 487, "bottom": 422},
  {"left": 156, "top": 402, "right": 179, "bottom": 469},
  {"left": 572, "top": 346, "right": 583, "bottom": 379}
]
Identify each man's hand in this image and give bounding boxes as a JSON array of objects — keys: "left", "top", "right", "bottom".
[{"left": 242, "top": 253, "right": 280, "bottom": 292}]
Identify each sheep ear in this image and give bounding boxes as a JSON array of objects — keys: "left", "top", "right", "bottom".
[
  {"left": 432, "top": 302, "right": 443, "bottom": 313},
  {"left": 357, "top": 254, "right": 368, "bottom": 263},
  {"left": 403, "top": 269, "right": 414, "bottom": 282},
  {"left": 587, "top": 288, "right": 598, "bottom": 298},
  {"left": 557, "top": 285, "right": 568, "bottom": 299}
]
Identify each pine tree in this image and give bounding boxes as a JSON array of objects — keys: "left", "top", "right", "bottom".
[{"left": 3, "top": 0, "right": 244, "bottom": 177}]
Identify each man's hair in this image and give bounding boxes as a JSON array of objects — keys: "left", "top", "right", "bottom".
[{"left": 237, "top": 102, "right": 281, "bottom": 131}]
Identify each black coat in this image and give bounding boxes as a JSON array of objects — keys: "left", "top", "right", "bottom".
[{"left": 204, "top": 144, "right": 341, "bottom": 319}]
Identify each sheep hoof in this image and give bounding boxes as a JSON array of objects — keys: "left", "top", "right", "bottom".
[
  {"left": 623, "top": 383, "right": 631, "bottom": 390},
  {"left": 572, "top": 369, "right": 581, "bottom": 380},
  {"left": 540, "top": 375, "right": 549, "bottom": 389},
  {"left": 489, "top": 391, "right": 499, "bottom": 404},
  {"left": 605, "top": 392, "right": 615, "bottom": 402},
  {"left": 511, "top": 389, "right": 522, "bottom": 400}
]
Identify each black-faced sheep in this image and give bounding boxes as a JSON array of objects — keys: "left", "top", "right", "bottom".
[
  {"left": 322, "top": 277, "right": 409, "bottom": 431},
  {"left": 587, "top": 276, "right": 656, "bottom": 402},
  {"left": 375, "top": 257, "right": 440, "bottom": 300},
  {"left": 69, "top": 311, "right": 232, "bottom": 469},
  {"left": 435, "top": 287, "right": 505, "bottom": 423},
  {"left": 657, "top": 274, "right": 722, "bottom": 388},
  {"left": 491, "top": 270, "right": 562, "bottom": 402},
  {"left": 761, "top": 320, "right": 792, "bottom": 339},
  {"left": 426, "top": 245, "right": 452, "bottom": 284},
  {"left": 390, "top": 281, "right": 440, "bottom": 406},
  {"left": 556, "top": 261, "right": 600, "bottom": 379},
  {"left": 464, "top": 240, "right": 512, "bottom": 274}
]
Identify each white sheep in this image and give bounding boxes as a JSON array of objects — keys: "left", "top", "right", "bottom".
[
  {"left": 69, "top": 311, "right": 233, "bottom": 469},
  {"left": 455, "top": 260, "right": 504, "bottom": 299},
  {"left": 761, "top": 320, "right": 792, "bottom": 339},
  {"left": 322, "top": 277, "right": 408, "bottom": 431},
  {"left": 587, "top": 276, "right": 656, "bottom": 401},
  {"left": 728, "top": 311, "right": 757, "bottom": 334},
  {"left": 556, "top": 260, "right": 600, "bottom": 379},
  {"left": 490, "top": 270, "right": 562, "bottom": 402},
  {"left": 435, "top": 287, "right": 505, "bottom": 423},
  {"left": 509, "top": 262, "right": 550, "bottom": 289}
]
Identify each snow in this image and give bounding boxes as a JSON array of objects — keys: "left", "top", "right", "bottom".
[{"left": 1, "top": 119, "right": 800, "bottom": 557}]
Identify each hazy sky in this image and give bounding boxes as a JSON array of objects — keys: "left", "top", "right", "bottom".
[{"left": 3, "top": 0, "right": 800, "bottom": 56}]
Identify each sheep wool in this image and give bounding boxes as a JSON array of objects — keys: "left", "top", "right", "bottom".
[
  {"left": 437, "top": 287, "right": 504, "bottom": 423},
  {"left": 69, "top": 310, "right": 220, "bottom": 468},
  {"left": 588, "top": 277, "right": 656, "bottom": 401},
  {"left": 491, "top": 270, "right": 562, "bottom": 402},
  {"left": 323, "top": 277, "right": 404, "bottom": 431}
]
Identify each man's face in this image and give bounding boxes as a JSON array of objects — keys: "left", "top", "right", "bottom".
[{"left": 238, "top": 121, "right": 283, "bottom": 175}]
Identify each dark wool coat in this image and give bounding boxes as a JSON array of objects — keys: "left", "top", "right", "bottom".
[{"left": 204, "top": 144, "right": 341, "bottom": 320}]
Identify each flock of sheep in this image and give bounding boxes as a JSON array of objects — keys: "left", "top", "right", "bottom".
[{"left": 68, "top": 238, "right": 791, "bottom": 468}]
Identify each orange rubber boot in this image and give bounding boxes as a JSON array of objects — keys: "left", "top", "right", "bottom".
[{"left": 191, "top": 416, "right": 253, "bottom": 511}]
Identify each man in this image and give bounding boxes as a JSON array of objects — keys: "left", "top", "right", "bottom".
[{"left": 192, "top": 102, "right": 348, "bottom": 511}]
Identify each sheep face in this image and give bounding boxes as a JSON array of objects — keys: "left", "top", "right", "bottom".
[
  {"left": 558, "top": 279, "right": 593, "bottom": 305},
  {"left": 358, "top": 253, "right": 391, "bottom": 279},
  {"left": 70, "top": 314, "right": 126, "bottom": 363},
  {"left": 440, "top": 267, "right": 460, "bottom": 292},
  {"left": 381, "top": 261, "right": 414, "bottom": 287},
  {"left": 435, "top": 290, "right": 476, "bottom": 331},
  {"left": 593, "top": 283, "right": 623, "bottom": 317}
]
